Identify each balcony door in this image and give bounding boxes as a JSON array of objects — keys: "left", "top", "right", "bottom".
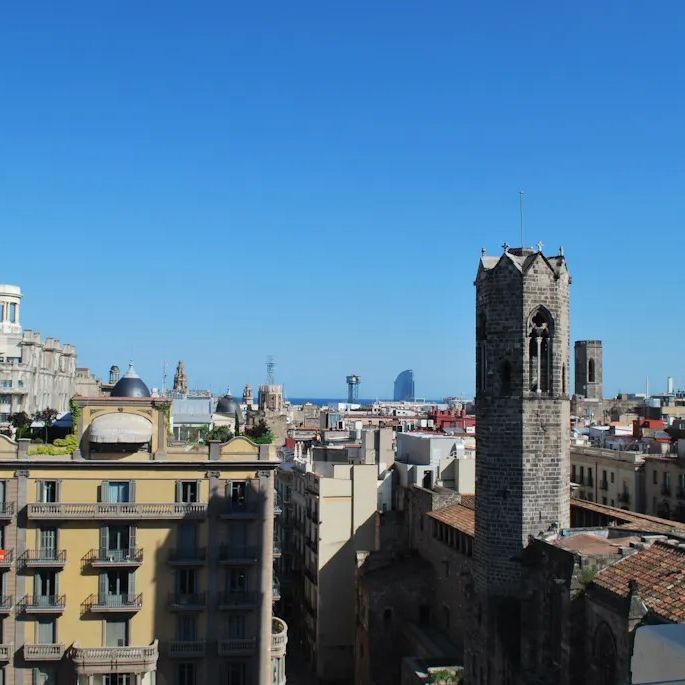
[
  {"left": 102, "top": 525, "right": 134, "bottom": 561},
  {"left": 37, "top": 618, "right": 56, "bottom": 644},
  {"left": 35, "top": 570, "right": 56, "bottom": 604},
  {"left": 39, "top": 527, "right": 57, "bottom": 559},
  {"left": 178, "top": 524, "right": 196, "bottom": 555},
  {"left": 105, "top": 619, "right": 128, "bottom": 647},
  {"left": 103, "top": 570, "right": 131, "bottom": 604},
  {"left": 107, "top": 482, "right": 130, "bottom": 503}
]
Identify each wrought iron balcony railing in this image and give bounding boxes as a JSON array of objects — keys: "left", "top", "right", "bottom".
[{"left": 85, "top": 548, "right": 143, "bottom": 566}]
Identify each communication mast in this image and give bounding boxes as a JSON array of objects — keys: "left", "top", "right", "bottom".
[{"left": 266, "top": 356, "right": 276, "bottom": 385}]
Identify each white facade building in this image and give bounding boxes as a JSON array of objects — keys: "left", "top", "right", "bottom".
[{"left": 0, "top": 284, "right": 85, "bottom": 424}]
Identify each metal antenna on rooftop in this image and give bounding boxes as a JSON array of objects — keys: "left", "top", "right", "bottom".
[
  {"left": 519, "top": 191, "right": 525, "bottom": 247},
  {"left": 162, "top": 360, "right": 168, "bottom": 394},
  {"left": 266, "top": 356, "right": 276, "bottom": 385}
]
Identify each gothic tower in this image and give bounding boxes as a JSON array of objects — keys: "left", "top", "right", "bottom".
[
  {"left": 574, "top": 340, "right": 603, "bottom": 400},
  {"left": 468, "top": 245, "right": 571, "bottom": 683}
]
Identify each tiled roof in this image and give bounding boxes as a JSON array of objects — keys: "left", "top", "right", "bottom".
[
  {"left": 591, "top": 541, "right": 685, "bottom": 623},
  {"left": 459, "top": 494, "right": 475, "bottom": 510},
  {"left": 428, "top": 504, "right": 475, "bottom": 537},
  {"left": 571, "top": 498, "right": 685, "bottom": 534}
]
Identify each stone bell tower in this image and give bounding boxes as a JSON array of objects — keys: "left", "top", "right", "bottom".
[{"left": 467, "top": 245, "right": 571, "bottom": 683}]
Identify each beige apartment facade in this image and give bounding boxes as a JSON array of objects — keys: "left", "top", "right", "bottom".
[
  {"left": 279, "top": 460, "right": 377, "bottom": 683},
  {"left": 0, "top": 379, "right": 286, "bottom": 685},
  {"left": 643, "top": 455, "right": 685, "bottom": 521},
  {"left": 570, "top": 446, "right": 645, "bottom": 511}
]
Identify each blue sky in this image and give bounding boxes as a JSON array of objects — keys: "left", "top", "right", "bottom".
[{"left": 1, "top": 2, "right": 683, "bottom": 398}]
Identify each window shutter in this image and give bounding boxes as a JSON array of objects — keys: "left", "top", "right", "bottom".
[
  {"left": 128, "top": 570, "right": 135, "bottom": 594},
  {"left": 100, "top": 481, "right": 110, "bottom": 503},
  {"left": 98, "top": 572, "right": 107, "bottom": 598},
  {"left": 128, "top": 526, "right": 136, "bottom": 552},
  {"left": 129, "top": 481, "right": 136, "bottom": 503},
  {"left": 99, "top": 526, "right": 108, "bottom": 554},
  {"left": 56, "top": 480, "right": 62, "bottom": 503},
  {"left": 36, "top": 481, "right": 44, "bottom": 503},
  {"left": 195, "top": 480, "right": 201, "bottom": 503},
  {"left": 175, "top": 481, "right": 182, "bottom": 503}
]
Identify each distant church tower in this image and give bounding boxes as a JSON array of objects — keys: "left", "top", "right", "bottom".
[
  {"left": 574, "top": 340, "right": 602, "bottom": 399},
  {"left": 173, "top": 360, "right": 188, "bottom": 395},
  {"left": 469, "top": 245, "right": 571, "bottom": 683}
]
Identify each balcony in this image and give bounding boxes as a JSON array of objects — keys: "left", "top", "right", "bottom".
[
  {"left": 271, "top": 617, "right": 288, "bottom": 658},
  {"left": 0, "top": 549, "right": 13, "bottom": 568},
  {"left": 20, "top": 595, "right": 66, "bottom": 614},
  {"left": 70, "top": 641, "right": 158, "bottom": 675},
  {"left": 167, "top": 640, "right": 206, "bottom": 658},
  {"left": 24, "top": 643, "right": 65, "bottom": 661},
  {"left": 218, "top": 637, "right": 256, "bottom": 656},
  {"left": 20, "top": 549, "right": 66, "bottom": 568},
  {"left": 617, "top": 491, "right": 630, "bottom": 504},
  {"left": 273, "top": 540, "right": 282, "bottom": 558},
  {"left": 0, "top": 502, "right": 14, "bottom": 520},
  {"left": 0, "top": 644, "right": 11, "bottom": 661},
  {"left": 218, "top": 591, "right": 258, "bottom": 610},
  {"left": 0, "top": 596, "right": 12, "bottom": 614},
  {"left": 218, "top": 545, "right": 258, "bottom": 565},
  {"left": 168, "top": 548, "right": 206, "bottom": 566},
  {"left": 168, "top": 592, "right": 206, "bottom": 611},
  {"left": 84, "top": 593, "right": 143, "bottom": 613},
  {"left": 273, "top": 579, "right": 281, "bottom": 601},
  {"left": 220, "top": 501, "right": 259, "bottom": 520},
  {"left": 599, "top": 480, "right": 609, "bottom": 491},
  {"left": 27, "top": 502, "right": 208, "bottom": 520},
  {"left": 85, "top": 548, "right": 143, "bottom": 568}
]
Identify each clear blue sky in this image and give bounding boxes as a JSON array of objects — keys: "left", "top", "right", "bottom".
[{"left": 2, "top": 1, "right": 684, "bottom": 399}]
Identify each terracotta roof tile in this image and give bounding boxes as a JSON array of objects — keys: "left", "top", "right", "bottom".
[
  {"left": 592, "top": 541, "right": 685, "bottom": 622},
  {"left": 428, "top": 504, "right": 475, "bottom": 537}
]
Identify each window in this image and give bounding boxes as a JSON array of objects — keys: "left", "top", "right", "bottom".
[
  {"left": 588, "top": 358, "right": 596, "bottom": 383},
  {"left": 37, "top": 481, "right": 58, "bottom": 503},
  {"left": 610, "top": 472, "right": 615, "bottom": 484},
  {"left": 37, "top": 618, "right": 55, "bottom": 644},
  {"left": 177, "top": 615, "right": 197, "bottom": 641},
  {"left": 571, "top": 465, "right": 576, "bottom": 482},
  {"left": 32, "top": 667, "right": 56, "bottom": 685},
  {"left": 226, "top": 614, "right": 245, "bottom": 638},
  {"left": 105, "top": 619, "right": 128, "bottom": 647},
  {"left": 8, "top": 304, "right": 16, "bottom": 324},
  {"left": 104, "top": 570, "right": 131, "bottom": 600},
  {"left": 178, "top": 663, "right": 196, "bottom": 685},
  {"left": 178, "top": 481, "right": 199, "bottom": 503},
  {"left": 228, "top": 568, "right": 247, "bottom": 594},
  {"left": 653, "top": 471, "right": 658, "bottom": 485},
  {"left": 229, "top": 482, "right": 247, "bottom": 505},
  {"left": 39, "top": 528, "right": 57, "bottom": 558},
  {"left": 579, "top": 467, "right": 584, "bottom": 483},
  {"left": 177, "top": 569, "right": 197, "bottom": 595},
  {"left": 528, "top": 307, "right": 554, "bottom": 394},
  {"left": 602, "top": 497, "right": 607, "bottom": 505},
  {"left": 103, "top": 525, "right": 134, "bottom": 559},
  {"left": 106, "top": 481, "right": 131, "bottom": 503},
  {"left": 35, "top": 570, "right": 57, "bottom": 602},
  {"left": 226, "top": 662, "right": 246, "bottom": 685}
]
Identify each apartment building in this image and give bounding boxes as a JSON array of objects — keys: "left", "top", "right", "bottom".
[
  {"left": 570, "top": 447, "right": 645, "bottom": 511},
  {"left": 643, "top": 455, "right": 685, "bottom": 521},
  {"left": 278, "top": 457, "right": 378, "bottom": 683},
  {"left": 0, "top": 368, "right": 286, "bottom": 685}
]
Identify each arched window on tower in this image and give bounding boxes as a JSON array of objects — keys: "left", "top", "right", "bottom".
[
  {"left": 528, "top": 307, "right": 554, "bottom": 394},
  {"left": 588, "top": 358, "right": 596, "bottom": 383}
]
